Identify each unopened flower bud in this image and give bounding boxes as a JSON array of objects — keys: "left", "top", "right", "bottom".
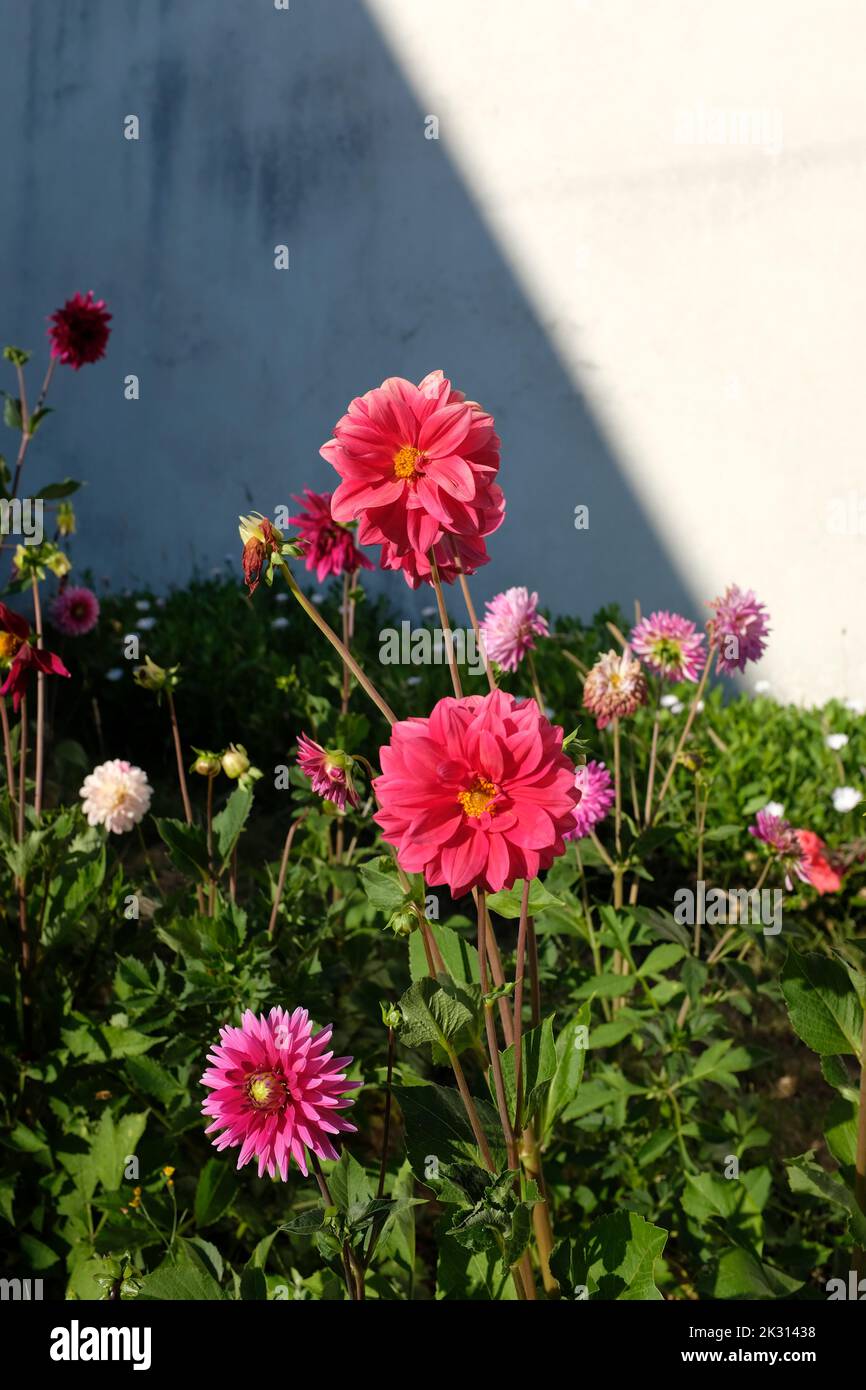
[
  {"left": 221, "top": 743, "right": 250, "bottom": 779},
  {"left": 380, "top": 1001, "right": 402, "bottom": 1029},
  {"left": 57, "top": 501, "right": 77, "bottom": 537},
  {"left": 134, "top": 654, "right": 180, "bottom": 694},
  {"left": 387, "top": 905, "right": 418, "bottom": 938},
  {"left": 191, "top": 748, "right": 221, "bottom": 777}
]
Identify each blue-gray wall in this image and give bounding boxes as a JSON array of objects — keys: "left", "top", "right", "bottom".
[{"left": 1, "top": 0, "right": 689, "bottom": 625}]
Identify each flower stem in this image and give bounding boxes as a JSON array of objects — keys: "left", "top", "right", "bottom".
[
  {"left": 17, "top": 693, "right": 30, "bottom": 1050},
  {"left": 612, "top": 716, "right": 622, "bottom": 859},
  {"left": 855, "top": 1010, "right": 866, "bottom": 1278},
  {"left": 31, "top": 576, "right": 45, "bottom": 819},
  {"left": 268, "top": 809, "right": 311, "bottom": 935},
  {"left": 0, "top": 697, "right": 17, "bottom": 818},
  {"left": 376, "top": 1026, "right": 395, "bottom": 1200},
  {"left": 649, "top": 656, "right": 713, "bottom": 823},
  {"left": 166, "top": 690, "right": 194, "bottom": 824},
  {"left": 512, "top": 879, "right": 531, "bottom": 1137},
  {"left": 429, "top": 551, "right": 462, "bottom": 698},
  {"left": 447, "top": 539, "right": 496, "bottom": 691},
  {"left": 205, "top": 775, "right": 215, "bottom": 916},
  {"left": 282, "top": 565, "right": 397, "bottom": 726},
  {"left": 526, "top": 650, "right": 545, "bottom": 710},
  {"left": 310, "top": 1153, "right": 364, "bottom": 1300}
]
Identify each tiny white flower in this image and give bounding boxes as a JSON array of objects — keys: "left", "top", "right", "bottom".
[
  {"left": 271, "top": 616, "right": 289, "bottom": 630},
  {"left": 764, "top": 801, "right": 785, "bottom": 818},
  {"left": 832, "top": 786, "right": 862, "bottom": 813},
  {"left": 406, "top": 676, "right": 422, "bottom": 687},
  {"left": 105, "top": 668, "right": 124, "bottom": 682},
  {"left": 826, "top": 733, "right": 849, "bottom": 751},
  {"left": 275, "top": 591, "right": 289, "bottom": 604},
  {"left": 311, "top": 592, "right": 324, "bottom": 607},
  {"left": 137, "top": 617, "right": 157, "bottom": 631},
  {"left": 669, "top": 699, "right": 684, "bottom": 715},
  {"left": 695, "top": 700, "right": 705, "bottom": 713},
  {"left": 660, "top": 694, "right": 679, "bottom": 709},
  {"left": 421, "top": 606, "right": 437, "bottom": 620},
  {"left": 135, "top": 598, "right": 151, "bottom": 611},
  {"left": 754, "top": 679, "right": 771, "bottom": 695},
  {"left": 844, "top": 697, "right": 865, "bottom": 715}
]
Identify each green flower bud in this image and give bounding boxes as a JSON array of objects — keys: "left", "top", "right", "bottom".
[
  {"left": 387, "top": 905, "right": 418, "bottom": 938},
  {"left": 190, "top": 748, "right": 222, "bottom": 777},
  {"left": 221, "top": 743, "right": 250, "bottom": 779}
]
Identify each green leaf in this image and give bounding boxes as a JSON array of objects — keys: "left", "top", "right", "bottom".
[
  {"left": 125, "top": 1056, "right": 182, "bottom": 1107},
  {"left": 327, "top": 1149, "right": 373, "bottom": 1222},
  {"left": 487, "top": 879, "right": 563, "bottom": 920},
  {"left": 397, "top": 977, "right": 479, "bottom": 1053},
  {"left": 712, "top": 1248, "right": 803, "bottom": 1300},
  {"left": 787, "top": 1151, "right": 866, "bottom": 1245},
  {"left": 91, "top": 1111, "right": 148, "bottom": 1192},
  {"left": 359, "top": 856, "right": 407, "bottom": 913},
  {"left": 194, "top": 1158, "right": 238, "bottom": 1228},
  {"left": 35, "top": 476, "right": 81, "bottom": 499},
  {"left": 409, "top": 921, "right": 479, "bottom": 985},
  {"left": 154, "top": 817, "right": 210, "bottom": 880},
  {"left": 137, "top": 1239, "right": 225, "bottom": 1301},
  {"left": 213, "top": 787, "right": 253, "bottom": 865},
  {"left": 394, "top": 1081, "right": 504, "bottom": 1203},
  {"left": 638, "top": 943, "right": 685, "bottom": 977},
  {"left": 543, "top": 1006, "right": 590, "bottom": 1138},
  {"left": 569, "top": 1210, "right": 667, "bottom": 1300},
  {"left": 781, "top": 948, "right": 864, "bottom": 1057},
  {"left": 494, "top": 1016, "right": 557, "bottom": 1127}
]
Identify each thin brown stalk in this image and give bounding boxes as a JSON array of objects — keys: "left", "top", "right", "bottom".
[
  {"left": 267, "top": 809, "right": 311, "bottom": 936},
  {"left": 31, "top": 577, "right": 45, "bottom": 818},
  {"left": 429, "top": 551, "right": 462, "bottom": 698},
  {"left": 448, "top": 538, "right": 496, "bottom": 691},
  {"left": 166, "top": 690, "right": 194, "bottom": 824}
]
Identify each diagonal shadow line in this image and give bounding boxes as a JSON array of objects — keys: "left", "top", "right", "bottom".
[{"left": 1, "top": 0, "right": 696, "bottom": 631}]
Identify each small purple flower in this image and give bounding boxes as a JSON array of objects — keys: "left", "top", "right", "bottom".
[
  {"left": 564, "top": 760, "right": 616, "bottom": 840},
  {"left": 480, "top": 587, "right": 548, "bottom": 673}
]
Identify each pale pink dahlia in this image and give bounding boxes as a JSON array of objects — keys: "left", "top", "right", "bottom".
[
  {"left": 290, "top": 489, "right": 373, "bottom": 584},
  {"left": 630, "top": 610, "right": 706, "bottom": 683},
  {"left": 321, "top": 370, "right": 505, "bottom": 558},
  {"left": 201, "top": 1007, "right": 359, "bottom": 1180},
  {"left": 583, "top": 648, "right": 648, "bottom": 729},
  {"left": 564, "top": 760, "right": 615, "bottom": 841},
  {"left": 708, "top": 585, "right": 770, "bottom": 675},
  {"left": 373, "top": 690, "right": 579, "bottom": 898},
  {"left": 49, "top": 585, "right": 100, "bottom": 637},
  {"left": 296, "top": 733, "right": 360, "bottom": 810},
  {"left": 79, "top": 759, "right": 152, "bottom": 834},
  {"left": 748, "top": 809, "right": 808, "bottom": 890},
  {"left": 480, "top": 587, "right": 549, "bottom": 673}
]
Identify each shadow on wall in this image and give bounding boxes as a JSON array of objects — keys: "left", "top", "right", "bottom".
[{"left": 1, "top": 0, "right": 694, "bottom": 626}]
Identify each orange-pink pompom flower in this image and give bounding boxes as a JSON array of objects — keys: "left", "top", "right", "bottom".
[
  {"left": 201, "top": 1007, "right": 360, "bottom": 1180},
  {"left": 372, "top": 690, "right": 579, "bottom": 898},
  {"left": 321, "top": 370, "right": 505, "bottom": 558}
]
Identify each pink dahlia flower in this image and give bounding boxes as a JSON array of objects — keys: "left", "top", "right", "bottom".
[
  {"left": 372, "top": 689, "right": 579, "bottom": 898},
  {"left": 79, "top": 759, "right": 152, "bottom": 834},
  {"left": 201, "top": 1007, "right": 359, "bottom": 1180},
  {"left": 379, "top": 529, "right": 492, "bottom": 590},
  {"left": 49, "top": 585, "right": 100, "bottom": 637},
  {"left": 48, "top": 291, "right": 112, "bottom": 369},
  {"left": 296, "top": 733, "right": 360, "bottom": 810},
  {"left": 480, "top": 587, "right": 549, "bottom": 673},
  {"left": 290, "top": 489, "right": 373, "bottom": 584},
  {"left": 583, "top": 648, "right": 648, "bottom": 729},
  {"left": 630, "top": 610, "right": 706, "bottom": 683},
  {"left": 708, "top": 585, "right": 770, "bottom": 675},
  {"left": 748, "top": 809, "right": 808, "bottom": 890},
  {"left": 321, "top": 370, "right": 505, "bottom": 558},
  {"left": 564, "top": 760, "right": 615, "bottom": 841}
]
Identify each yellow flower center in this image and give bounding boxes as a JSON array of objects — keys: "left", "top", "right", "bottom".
[
  {"left": 0, "top": 632, "right": 23, "bottom": 665},
  {"left": 457, "top": 776, "right": 499, "bottom": 818},
  {"left": 393, "top": 445, "right": 423, "bottom": 479},
  {"left": 247, "top": 1070, "right": 286, "bottom": 1111}
]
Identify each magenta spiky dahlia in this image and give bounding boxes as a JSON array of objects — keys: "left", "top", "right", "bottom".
[
  {"left": 48, "top": 291, "right": 112, "bottom": 369},
  {"left": 748, "top": 809, "right": 808, "bottom": 890},
  {"left": 708, "top": 585, "right": 770, "bottom": 675},
  {"left": 296, "top": 733, "right": 360, "bottom": 811},
  {"left": 479, "top": 587, "right": 549, "bottom": 673},
  {"left": 630, "top": 610, "right": 706, "bottom": 683},
  {"left": 564, "top": 760, "right": 615, "bottom": 840},
  {"left": 583, "top": 648, "right": 648, "bottom": 729},
  {"left": 50, "top": 585, "right": 100, "bottom": 637},
  {"left": 201, "top": 1007, "right": 360, "bottom": 1180},
  {"left": 290, "top": 489, "right": 373, "bottom": 584}
]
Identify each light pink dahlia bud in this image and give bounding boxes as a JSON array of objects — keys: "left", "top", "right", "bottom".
[
  {"left": 200, "top": 1006, "right": 360, "bottom": 1180},
  {"left": 79, "top": 759, "right": 152, "bottom": 834},
  {"left": 479, "top": 586, "right": 549, "bottom": 673},
  {"left": 630, "top": 610, "right": 706, "bottom": 683},
  {"left": 707, "top": 585, "right": 770, "bottom": 675},
  {"left": 583, "top": 648, "right": 648, "bottom": 729}
]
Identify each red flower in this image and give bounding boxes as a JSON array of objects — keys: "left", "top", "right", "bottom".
[
  {"left": 48, "top": 291, "right": 112, "bottom": 369},
  {"left": 0, "top": 603, "right": 70, "bottom": 711},
  {"left": 290, "top": 490, "right": 373, "bottom": 584},
  {"left": 795, "top": 829, "right": 843, "bottom": 895},
  {"left": 240, "top": 515, "right": 281, "bottom": 595},
  {"left": 373, "top": 690, "right": 579, "bottom": 898},
  {"left": 321, "top": 370, "right": 505, "bottom": 560},
  {"left": 379, "top": 532, "right": 491, "bottom": 590}
]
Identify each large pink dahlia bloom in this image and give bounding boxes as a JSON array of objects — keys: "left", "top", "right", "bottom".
[
  {"left": 321, "top": 370, "right": 505, "bottom": 558},
  {"left": 372, "top": 690, "right": 579, "bottom": 898},
  {"left": 708, "top": 585, "right": 770, "bottom": 675},
  {"left": 480, "top": 587, "right": 549, "bottom": 673},
  {"left": 201, "top": 1007, "right": 359, "bottom": 1180},
  {"left": 290, "top": 489, "right": 373, "bottom": 584},
  {"left": 379, "top": 529, "right": 492, "bottom": 590},
  {"left": 630, "top": 610, "right": 706, "bottom": 683},
  {"left": 564, "top": 760, "right": 615, "bottom": 841}
]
